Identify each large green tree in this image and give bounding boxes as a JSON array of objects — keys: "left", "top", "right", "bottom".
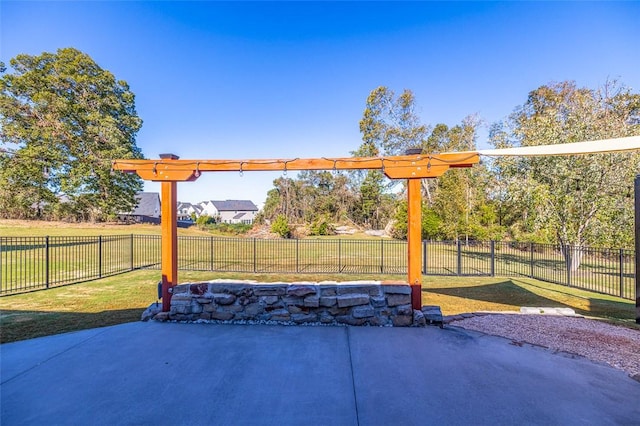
[
  {"left": 489, "top": 80, "right": 640, "bottom": 268},
  {"left": 0, "top": 48, "right": 144, "bottom": 221},
  {"left": 358, "top": 86, "right": 429, "bottom": 156},
  {"left": 351, "top": 86, "right": 429, "bottom": 228}
]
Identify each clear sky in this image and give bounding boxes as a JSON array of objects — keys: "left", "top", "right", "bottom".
[{"left": 2, "top": 1, "right": 639, "bottom": 208}]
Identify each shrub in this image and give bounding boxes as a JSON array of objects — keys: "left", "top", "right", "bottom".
[
  {"left": 271, "top": 214, "right": 291, "bottom": 238},
  {"left": 196, "top": 215, "right": 216, "bottom": 229},
  {"left": 309, "top": 216, "right": 334, "bottom": 236},
  {"left": 212, "top": 223, "right": 252, "bottom": 235}
]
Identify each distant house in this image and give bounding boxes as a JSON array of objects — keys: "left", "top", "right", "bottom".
[
  {"left": 199, "top": 200, "right": 258, "bottom": 224},
  {"left": 177, "top": 202, "right": 202, "bottom": 221},
  {"left": 119, "top": 192, "right": 160, "bottom": 224}
]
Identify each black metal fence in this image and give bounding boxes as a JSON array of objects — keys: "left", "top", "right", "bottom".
[{"left": 0, "top": 235, "right": 635, "bottom": 300}]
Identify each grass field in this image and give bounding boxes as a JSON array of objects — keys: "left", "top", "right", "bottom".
[
  {"left": 2, "top": 228, "right": 634, "bottom": 299},
  {"left": 0, "top": 220, "right": 636, "bottom": 343},
  {"left": 0, "top": 219, "right": 212, "bottom": 237},
  {"left": 1, "top": 269, "right": 636, "bottom": 344}
]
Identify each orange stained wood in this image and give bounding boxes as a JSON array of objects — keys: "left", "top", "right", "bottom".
[
  {"left": 114, "top": 151, "right": 480, "bottom": 312},
  {"left": 407, "top": 178, "right": 423, "bottom": 310},
  {"left": 112, "top": 152, "right": 479, "bottom": 181},
  {"left": 160, "top": 181, "right": 178, "bottom": 312}
]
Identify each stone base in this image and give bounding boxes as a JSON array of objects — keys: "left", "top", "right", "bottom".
[
  {"left": 147, "top": 280, "right": 444, "bottom": 328},
  {"left": 141, "top": 302, "right": 162, "bottom": 321},
  {"left": 421, "top": 305, "right": 444, "bottom": 327}
]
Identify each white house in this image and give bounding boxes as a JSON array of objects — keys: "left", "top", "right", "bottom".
[
  {"left": 198, "top": 200, "right": 218, "bottom": 217},
  {"left": 199, "top": 200, "right": 259, "bottom": 224},
  {"left": 177, "top": 202, "right": 202, "bottom": 221}
]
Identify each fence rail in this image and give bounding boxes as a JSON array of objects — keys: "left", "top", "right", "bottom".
[{"left": 0, "top": 235, "right": 635, "bottom": 300}]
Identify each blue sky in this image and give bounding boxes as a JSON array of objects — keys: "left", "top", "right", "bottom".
[{"left": 2, "top": 1, "right": 639, "bottom": 207}]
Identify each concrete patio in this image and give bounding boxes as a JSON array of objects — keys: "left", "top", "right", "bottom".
[{"left": 2, "top": 321, "right": 639, "bottom": 425}]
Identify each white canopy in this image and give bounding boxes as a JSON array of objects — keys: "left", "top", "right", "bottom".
[{"left": 470, "top": 135, "right": 640, "bottom": 157}]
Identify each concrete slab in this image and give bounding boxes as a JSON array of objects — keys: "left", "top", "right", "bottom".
[
  {"left": 349, "top": 326, "right": 640, "bottom": 425},
  {"left": 2, "top": 322, "right": 357, "bottom": 426},
  {"left": 2, "top": 322, "right": 639, "bottom": 425},
  {"left": 1, "top": 326, "right": 107, "bottom": 383}
]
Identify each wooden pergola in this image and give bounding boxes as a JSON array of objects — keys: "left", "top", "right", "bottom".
[{"left": 112, "top": 152, "right": 480, "bottom": 311}]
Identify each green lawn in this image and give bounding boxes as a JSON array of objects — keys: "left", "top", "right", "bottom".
[
  {"left": 0, "top": 270, "right": 636, "bottom": 344},
  {"left": 2, "top": 231, "right": 634, "bottom": 300},
  {"left": 0, "top": 220, "right": 636, "bottom": 343},
  {"left": 0, "top": 219, "right": 211, "bottom": 237}
]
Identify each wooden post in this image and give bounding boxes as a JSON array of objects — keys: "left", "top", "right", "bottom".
[
  {"left": 159, "top": 154, "right": 180, "bottom": 312},
  {"left": 161, "top": 180, "right": 178, "bottom": 312},
  {"left": 407, "top": 178, "right": 422, "bottom": 310}
]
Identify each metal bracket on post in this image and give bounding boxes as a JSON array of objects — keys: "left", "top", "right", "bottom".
[{"left": 157, "top": 280, "right": 163, "bottom": 307}]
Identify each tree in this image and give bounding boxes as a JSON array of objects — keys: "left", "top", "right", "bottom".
[
  {"left": 261, "top": 172, "right": 357, "bottom": 226},
  {"left": 356, "top": 170, "right": 394, "bottom": 229},
  {"left": 489, "top": 80, "right": 640, "bottom": 269},
  {"left": 392, "top": 201, "right": 443, "bottom": 240},
  {"left": 388, "top": 116, "right": 503, "bottom": 242},
  {"left": 0, "top": 48, "right": 144, "bottom": 221},
  {"left": 357, "top": 86, "right": 429, "bottom": 156},
  {"left": 350, "top": 87, "right": 430, "bottom": 229}
]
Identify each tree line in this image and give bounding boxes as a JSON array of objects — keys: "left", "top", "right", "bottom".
[
  {"left": 1, "top": 48, "right": 638, "bottom": 252},
  {"left": 260, "top": 84, "right": 639, "bottom": 252}
]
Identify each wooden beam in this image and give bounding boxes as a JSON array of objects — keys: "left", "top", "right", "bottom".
[
  {"left": 407, "top": 178, "right": 422, "bottom": 310},
  {"left": 112, "top": 153, "right": 479, "bottom": 182},
  {"left": 160, "top": 180, "right": 178, "bottom": 312},
  {"left": 137, "top": 169, "right": 197, "bottom": 182}
]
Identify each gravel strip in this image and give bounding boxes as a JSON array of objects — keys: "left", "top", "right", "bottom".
[{"left": 451, "top": 314, "right": 640, "bottom": 379}]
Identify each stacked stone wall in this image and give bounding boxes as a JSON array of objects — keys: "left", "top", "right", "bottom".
[{"left": 149, "top": 280, "right": 432, "bottom": 326}]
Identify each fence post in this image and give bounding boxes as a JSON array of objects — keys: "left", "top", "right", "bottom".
[
  {"left": 338, "top": 239, "right": 342, "bottom": 273},
  {"left": 45, "top": 236, "right": 50, "bottom": 289},
  {"left": 98, "top": 236, "right": 103, "bottom": 278},
  {"left": 529, "top": 242, "right": 534, "bottom": 278},
  {"left": 457, "top": 240, "right": 462, "bottom": 276},
  {"left": 296, "top": 239, "right": 299, "bottom": 273},
  {"left": 490, "top": 241, "right": 495, "bottom": 277},
  {"left": 422, "top": 240, "right": 427, "bottom": 274},
  {"left": 253, "top": 238, "right": 257, "bottom": 273},
  {"left": 130, "top": 234, "right": 134, "bottom": 271},
  {"left": 566, "top": 246, "right": 572, "bottom": 287},
  {"left": 210, "top": 236, "right": 214, "bottom": 271},
  {"left": 380, "top": 239, "right": 384, "bottom": 273},
  {"left": 619, "top": 249, "right": 625, "bottom": 298}
]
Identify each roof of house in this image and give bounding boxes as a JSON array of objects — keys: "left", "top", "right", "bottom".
[
  {"left": 210, "top": 200, "right": 258, "bottom": 212},
  {"left": 131, "top": 192, "right": 160, "bottom": 216},
  {"left": 232, "top": 212, "right": 247, "bottom": 220}
]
